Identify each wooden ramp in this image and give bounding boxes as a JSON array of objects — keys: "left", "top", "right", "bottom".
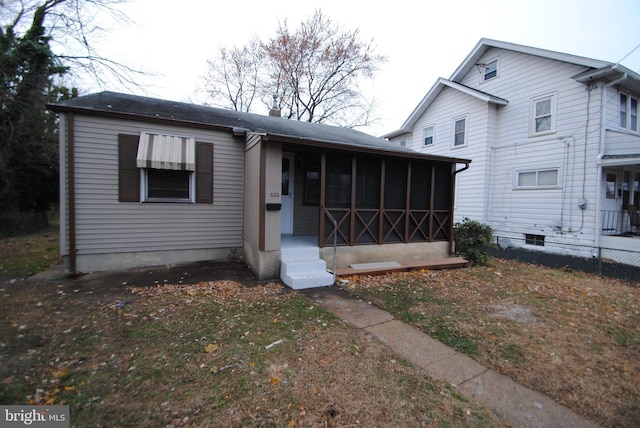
[{"left": 335, "top": 257, "right": 469, "bottom": 277}]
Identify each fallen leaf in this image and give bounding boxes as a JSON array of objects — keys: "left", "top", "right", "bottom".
[
  {"left": 270, "top": 377, "right": 279, "bottom": 385},
  {"left": 204, "top": 343, "right": 219, "bottom": 353},
  {"left": 52, "top": 368, "right": 69, "bottom": 379}
]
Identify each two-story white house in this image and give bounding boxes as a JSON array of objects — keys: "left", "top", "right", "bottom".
[{"left": 384, "top": 39, "right": 640, "bottom": 265}]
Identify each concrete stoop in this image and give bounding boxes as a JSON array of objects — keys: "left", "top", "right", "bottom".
[{"left": 280, "top": 238, "right": 334, "bottom": 290}]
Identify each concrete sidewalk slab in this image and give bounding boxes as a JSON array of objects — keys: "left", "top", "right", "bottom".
[
  {"left": 364, "top": 320, "right": 457, "bottom": 364},
  {"left": 302, "top": 286, "right": 598, "bottom": 428},
  {"left": 302, "top": 287, "right": 394, "bottom": 329},
  {"left": 458, "top": 370, "right": 594, "bottom": 428}
]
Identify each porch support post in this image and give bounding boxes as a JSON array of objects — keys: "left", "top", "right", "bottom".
[
  {"left": 379, "top": 159, "right": 385, "bottom": 245},
  {"left": 429, "top": 164, "right": 436, "bottom": 241},
  {"left": 319, "top": 152, "right": 326, "bottom": 247},
  {"left": 350, "top": 155, "right": 357, "bottom": 246},
  {"left": 405, "top": 161, "right": 412, "bottom": 242}
]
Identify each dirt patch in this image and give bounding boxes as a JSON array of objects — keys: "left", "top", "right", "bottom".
[{"left": 490, "top": 304, "right": 538, "bottom": 324}]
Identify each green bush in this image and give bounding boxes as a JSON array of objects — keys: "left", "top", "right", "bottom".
[{"left": 453, "top": 217, "right": 495, "bottom": 266}]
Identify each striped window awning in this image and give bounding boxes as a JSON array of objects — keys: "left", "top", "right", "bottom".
[{"left": 136, "top": 132, "right": 195, "bottom": 171}]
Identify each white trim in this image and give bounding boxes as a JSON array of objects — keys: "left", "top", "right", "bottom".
[
  {"left": 529, "top": 93, "right": 557, "bottom": 137},
  {"left": 481, "top": 57, "right": 500, "bottom": 83},
  {"left": 618, "top": 92, "right": 639, "bottom": 133},
  {"left": 423, "top": 125, "right": 435, "bottom": 146},
  {"left": 141, "top": 168, "right": 195, "bottom": 203},
  {"left": 514, "top": 167, "right": 561, "bottom": 189},
  {"left": 451, "top": 115, "right": 469, "bottom": 148}
]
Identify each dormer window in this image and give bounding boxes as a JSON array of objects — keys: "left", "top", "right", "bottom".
[{"left": 483, "top": 59, "right": 499, "bottom": 81}]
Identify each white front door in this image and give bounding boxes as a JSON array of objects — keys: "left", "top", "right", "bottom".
[
  {"left": 602, "top": 169, "right": 621, "bottom": 212},
  {"left": 281, "top": 154, "right": 294, "bottom": 235}
]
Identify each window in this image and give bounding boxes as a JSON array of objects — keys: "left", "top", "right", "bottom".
[
  {"left": 118, "top": 133, "right": 213, "bottom": 204},
  {"left": 144, "top": 169, "right": 192, "bottom": 201},
  {"left": 525, "top": 234, "right": 545, "bottom": 246},
  {"left": 483, "top": 59, "right": 498, "bottom": 81},
  {"left": 516, "top": 168, "right": 559, "bottom": 188},
  {"left": 423, "top": 126, "right": 434, "bottom": 146},
  {"left": 620, "top": 94, "right": 628, "bottom": 128},
  {"left": 453, "top": 117, "right": 467, "bottom": 147},
  {"left": 399, "top": 140, "right": 407, "bottom": 148},
  {"left": 531, "top": 94, "right": 556, "bottom": 135},
  {"left": 619, "top": 93, "right": 639, "bottom": 131}
]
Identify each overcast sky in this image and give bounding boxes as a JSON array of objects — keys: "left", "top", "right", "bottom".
[{"left": 87, "top": 0, "right": 640, "bottom": 136}]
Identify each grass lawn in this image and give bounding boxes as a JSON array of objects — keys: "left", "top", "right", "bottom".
[
  {"left": 2, "top": 228, "right": 638, "bottom": 426},
  {"left": 341, "top": 261, "right": 640, "bottom": 427},
  {"left": 0, "top": 230, "right": 503, "bottom": 427}
]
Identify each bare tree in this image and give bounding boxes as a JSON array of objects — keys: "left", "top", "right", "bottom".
[
  {"left": 200, "top": 37, "right": 263, "bottom": 112},
  {"left": 0, "top": 0, "right": 143, "bottom": 216},
  {"left": 200, "top": 10, "right": 387, "bottom": 128},
  {"left": 1, "top": 0, "right": 145, "bottom": 90}
]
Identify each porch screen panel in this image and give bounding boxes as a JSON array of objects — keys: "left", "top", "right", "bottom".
[
  {"left": 354, "top": 157, "right": 381, "bottom": 244},
  {"left": 433, "top": 164, "right": 453, "bottom": 241},
  {"left": 409, "top": 162, "right": 432, "bottom": 242},
  {"left": 324, "top": 155, "right": 352, "bottom": 245},
  {"left": 383, "top": 159, "right": 407, "bottom": 243}
]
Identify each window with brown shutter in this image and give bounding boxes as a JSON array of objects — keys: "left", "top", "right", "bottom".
[
  {"left": 118, "top": 133, "right": 214, "bottom": 204},
  {"left": 118, "top": 134, "right": 141, "bottom": 202},
  {"left": 195, "top": 141, "right": 213, "bottom": 204}
]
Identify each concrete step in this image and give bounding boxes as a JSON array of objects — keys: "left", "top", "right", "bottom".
[
  {"left": 281, "top": 269, "right": 335, "bottom": 290},
  {"left": 280, "top": 246, "right": 321, "bottom": 262},
  {"left": 281, "top": 259, "right": 328, "bottom": 276},
  {"left": 280, "top": 237, "right": 334, "bottom": 289}
]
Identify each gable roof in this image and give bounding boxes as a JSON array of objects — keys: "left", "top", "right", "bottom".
[
  {"left": 383, "top": 78, "right": 508, "bottom": 138},
  {"left": 383, "top": 38, "right": 613, "bottom": 139},
  {"left": 50, "top": 91, "right": 470, "bottom": 164},
  {"left": 449, "top": 38, "right": 609, "bottom": 83}
]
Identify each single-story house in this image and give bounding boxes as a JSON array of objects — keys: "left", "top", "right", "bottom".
[{"left": 49, "top": 91, "right": 470, "bottom": 288}]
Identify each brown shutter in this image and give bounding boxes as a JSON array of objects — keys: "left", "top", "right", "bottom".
[
  {"left": 195, "top": 142, "right": 213, "bottom": 204},
  {"left": 118, "top": 134, "right": 140, "bottom": 202}
]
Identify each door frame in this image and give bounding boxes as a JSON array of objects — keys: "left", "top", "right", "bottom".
[{"left": 281, "top": 153, "right": 294, "bottom": 235}]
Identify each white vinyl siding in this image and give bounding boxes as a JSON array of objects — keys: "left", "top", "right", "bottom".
[
  {"left": 419, "top": 47, "right": 600, "bottom": 249},
  {"left": 67, "top": 115, "right": 244, "bottom": 257},
  {"left": 412, "top": 87, "right": 490, "bottom": 222}
]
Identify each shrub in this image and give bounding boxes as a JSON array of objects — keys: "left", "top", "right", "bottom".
[{"left": 453, "top": 217, "right": 495, "bottom": 266}]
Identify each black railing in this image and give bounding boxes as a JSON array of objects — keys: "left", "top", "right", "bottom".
[{"left": 601, "top": 210, "right": 637, "bottom": 235}]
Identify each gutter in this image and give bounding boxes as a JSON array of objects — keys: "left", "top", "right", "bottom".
[{"left": 449, "top": 161, "right": 472, "bottom": 254}]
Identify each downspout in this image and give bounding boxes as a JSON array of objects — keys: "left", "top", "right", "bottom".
[
  {"left": 67, "top": 113, "right": 77, "bottom": 274},
  {"left": 450, "top": 161, "right": 471, "bottom": 254},
  {"left": 594, "top": 70, "right": 628, "bottom": 252}
]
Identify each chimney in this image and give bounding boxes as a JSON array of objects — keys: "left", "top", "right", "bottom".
[{"left": 269, "top": 94, "right": 281, "bottom": 117}]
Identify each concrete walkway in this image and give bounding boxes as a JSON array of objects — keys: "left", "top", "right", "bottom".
[{"left": 301, "top": 287, "right": 598, "bottom": 428}]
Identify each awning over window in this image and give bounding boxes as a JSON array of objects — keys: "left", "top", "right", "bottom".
[{"left": 136, "top": 132, "right": 195, "bottom": 171}]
